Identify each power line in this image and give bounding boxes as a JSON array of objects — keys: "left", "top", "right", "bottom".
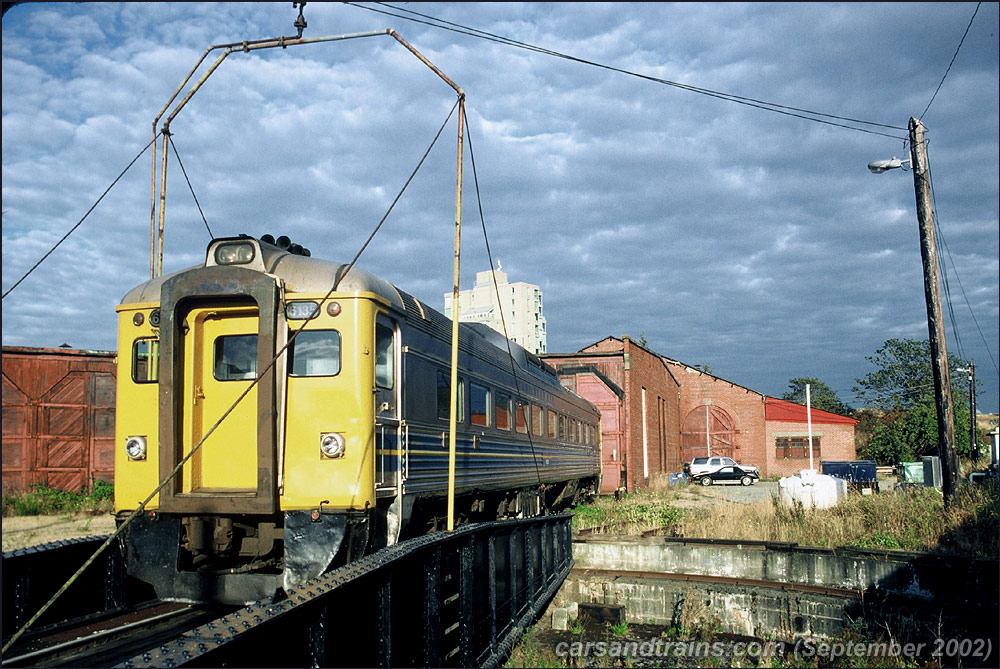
[
  {"left": 921, "top": 2, "right": 982, "bottom": 120},
  {"left": 2, "top": 135, "right": 157, "bottom": 300},
  {"left": 927, "top": 143, "right": 998, "bottom": 375},
  {"left": 347, "top": 2, "right": 908, "bottom": 140}
]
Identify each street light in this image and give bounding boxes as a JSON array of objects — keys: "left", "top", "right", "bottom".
[
  {"left": 868, "top": 117, "right": 959, "bottom": 502},
  {"left": 867, "top": 157, "right": 911, "bottom": 174}
]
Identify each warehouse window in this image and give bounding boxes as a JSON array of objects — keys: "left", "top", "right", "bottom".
[{"left": 775, "top": 436, "right": 821, "bottom": 459}]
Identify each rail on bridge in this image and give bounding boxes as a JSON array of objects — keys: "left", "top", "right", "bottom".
[{"left": 120, "top": 513, "right": 573, "bottom": 668}]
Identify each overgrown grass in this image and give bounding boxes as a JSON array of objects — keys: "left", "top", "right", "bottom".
[
  {"left": 572, "top": 478, "right": 998, "bottom": 558},
  {"left": 1, "top": 480, "right": 114, "bottom": 517}
]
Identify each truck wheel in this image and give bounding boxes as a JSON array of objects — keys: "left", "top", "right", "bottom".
[
  {"left": 741, "top": 476, "right": 753, "bottom": 486},
  {"left": 700, "top": 477, "right": 712, "bottom": 487}
]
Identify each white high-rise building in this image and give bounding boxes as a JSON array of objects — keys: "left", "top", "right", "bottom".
[{"left": 443, "top": 264, "right": 547, "bottom": 354}]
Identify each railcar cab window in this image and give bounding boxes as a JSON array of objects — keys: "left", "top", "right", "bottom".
[
  {"left": 132, "top": 338, "right": 159, "bottom": 383},
  {"left": 375, "top": 321, "right": 394, "bottom": 389},
  {"left": 470, "top": 382, "right": 490, "bottom": 427},
  {"left": 214, "top": 335, "right": 257, "bottom": 381},
  {"left": 436, "top": 370, "right": 464, "bottom": 422},
  {"left": 289, "top": 330, "right": 341, "bottom": 377},
  {"left": 495, "top": 393, "right": 512, "bottom": 431}
]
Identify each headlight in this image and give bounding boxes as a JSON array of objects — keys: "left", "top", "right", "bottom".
[
  {"left": 214, "top": 242, "right": 255, "bottom": 265},
  {"left": 286, "top": 301, "right": 320, "bottom": 320},
  {"left": 125, "top": 436, "right": 147, "bottom": 461},
  {"left": 320, "top": 433, "right": 346, "bottom": 459}
]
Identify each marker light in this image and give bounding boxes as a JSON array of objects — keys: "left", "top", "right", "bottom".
[
  {"left": 125, "top": 436, "right": 147, "bottom": 461},
  {"left": 319, "top": 433, "right": 346, "bottom": 459},
  {"left": 326, "top": 302, "right": 342, "bottom": 317}
]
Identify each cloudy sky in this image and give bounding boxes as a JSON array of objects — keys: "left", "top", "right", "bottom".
[{"left": 3, "top": 2, "right": 998, "bottom": 413}]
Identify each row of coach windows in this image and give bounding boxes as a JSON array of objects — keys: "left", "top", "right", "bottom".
[{"left": 435, "top": 370, "right": 596, "bottom": 444}]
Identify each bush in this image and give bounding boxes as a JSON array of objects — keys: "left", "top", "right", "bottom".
[{"left": 1, "top": 480, "right": 114, "bottom": 517}]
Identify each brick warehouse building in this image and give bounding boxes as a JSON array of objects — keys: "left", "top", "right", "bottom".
[
  {"left": 2, "top": 346, "right": 117, "bottom": 493},
  {"left": 545, "top": 337, "right": 682, "bottom": 493},
  {"left": 546, "top": 336, "right": 857, "bottom": 491}
]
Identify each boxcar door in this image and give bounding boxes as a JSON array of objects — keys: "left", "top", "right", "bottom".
[
  {"left": 374, "top": 315, "right": 402, "bottom": 495},
  {"left": 184, "top": 307, "right": 260, "bottom": 492}
]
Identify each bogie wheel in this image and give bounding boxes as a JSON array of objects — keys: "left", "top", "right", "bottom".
[
  {"left": 741, "top": 476, "right": 753, "bottom": 486},
  {"left": 700, "top": 476, "right": 712, "bottom": 486}
]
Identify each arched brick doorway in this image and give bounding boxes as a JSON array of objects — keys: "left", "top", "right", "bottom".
[{"left": 680, "top": 404, "right": 736, "bottom": 464}]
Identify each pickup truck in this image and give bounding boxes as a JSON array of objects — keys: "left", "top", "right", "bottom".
[{"left": 684, "top": 456, "right": 759, "bottom": 477}]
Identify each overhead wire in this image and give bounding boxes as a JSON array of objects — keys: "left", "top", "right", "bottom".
[
  {"left": 168, "top": 135, "right": 215, "bottom": 239},
  {"left": 926, "top": 142, "right": 998, "bottom": 375},
  {"left": 1, "top": 94, "right": 461, "bottom": 652},
  {"left": 2, "top": 135, "right": 158, "bottom": 300},
  {"left": 920, "top": 2, "right": 982, "bottom": 120},
  {"left": 465, "top": 120, "right": 545, "bottom": 488},
  {"left": 335, "top": 98, "right": 459, "bottom": 290},
  {"left": 347, "top": 1, "right": 908, "bottom": 140}
]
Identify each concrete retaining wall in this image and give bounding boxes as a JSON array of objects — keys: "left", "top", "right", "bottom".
[{"left": 549, "top": 536, "right": 998, "bottom": 641}]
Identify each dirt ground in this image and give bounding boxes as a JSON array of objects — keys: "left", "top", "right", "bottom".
[{"left": 2, "top": 513, "right": 117, "bottom": 552}]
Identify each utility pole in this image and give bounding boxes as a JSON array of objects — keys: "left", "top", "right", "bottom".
[
  {"left": 908, "top": 117, "right": 959, "bottom": 502},
  {"left": 970, "top": 362, "right": 978, "bottom": 461},
  {"left": 959, "top": 364, "right": 979, "bottom": 461}
]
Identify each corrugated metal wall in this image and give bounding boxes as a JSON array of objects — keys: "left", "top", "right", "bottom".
[{"left": 2, "top": 346, "right": 116, "bottom": 493}]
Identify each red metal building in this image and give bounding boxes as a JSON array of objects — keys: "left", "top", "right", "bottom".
[{"left": 2, "top": 346, "right": 116, "bottom": 493}]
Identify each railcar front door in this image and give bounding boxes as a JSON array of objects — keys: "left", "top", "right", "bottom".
[
  {"left": 374, "top": 315, "right": 402, "bottom": 494},
  {"left": 184, "top": 307, "right": 260, "bottom": 493}
]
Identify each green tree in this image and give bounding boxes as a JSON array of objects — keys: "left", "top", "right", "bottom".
[
  {"left": 853, "top": 338, "right": 974, "bottom": 464},
  {"left": 852, "top": 338, "right": 970, "bottom": 410},
  {"left": 782, "top": 377, "right": 853, "bottom": 416}
]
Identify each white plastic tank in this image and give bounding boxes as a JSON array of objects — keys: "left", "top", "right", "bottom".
[{"left": 778, "top": 469, "right": 848, "bottom": 509}]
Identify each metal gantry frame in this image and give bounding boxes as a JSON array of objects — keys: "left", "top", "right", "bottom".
[{"left": 148, "top": 17, "right": 470, "bottom": 530}]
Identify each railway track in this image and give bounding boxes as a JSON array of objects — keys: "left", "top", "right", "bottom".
[
  {"left": 2, "top": 601, "right": 232, "bottom": 668},
  {"left": 3, "top": 515, "right": 575, "bottom": 668}
]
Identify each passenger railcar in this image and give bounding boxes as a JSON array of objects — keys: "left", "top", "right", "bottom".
[{"left": 114, "top": 235, "right": 600, "bottom": 604}]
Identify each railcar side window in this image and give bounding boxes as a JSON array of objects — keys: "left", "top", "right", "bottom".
[
  {"left": 548, "top": 411, "right": 558, "bottom": 439},
  {"left": 132, "top": 338, "right": 159, "bottom": 383},
  {"left": 436, "top": 371, "right": 465, "bottom": 422},
  {"left": 532, "top": 405, "right": 544, "bottom": 436},
  {"left": 495, "top": 393, "right": 511, "bottom": 431},
  {"left": 214, "top": 335, "right": 258, "bottom": 381},
  {"left": 289, "top": 330, "right": 341, "bottom": 377},
  {"left": 515, "top": 402, "right": 529, "bottom": 434},
  {"left": 470, "top": 382, "right": 490, "bottom": 427},
  {"left": 375, "top": 321, "right": 394, "bottom": 389}
]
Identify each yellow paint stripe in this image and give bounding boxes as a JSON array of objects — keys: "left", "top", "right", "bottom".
[{"left": 378, "top": 449, "right": 593, "bottom": 460}]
